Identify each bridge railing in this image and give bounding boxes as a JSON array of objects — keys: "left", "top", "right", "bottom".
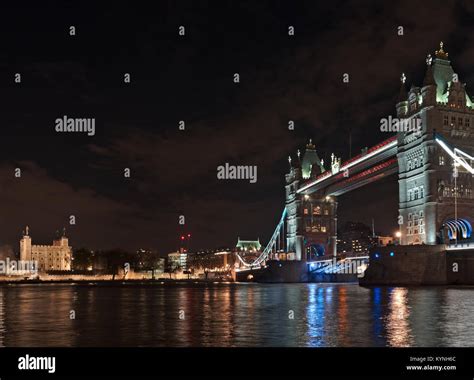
[{"left": 446, "top": 241, "right": 474, "bottom": 251}]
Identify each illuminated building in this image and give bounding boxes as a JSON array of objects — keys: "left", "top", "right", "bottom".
[
  {"left": 377, "top": 236, "right": 394, "bottom": 246},
  {"left": 284, "top": 43, "right": 474, "bottom": 263},
  {"left": 337, "top": 222, "right": 375, "bottom": 255},
  {"left": 167, "top": 252, "right": 187, "bottom": 271},
  {"left": 396, "top": 43, "right": 474, "bottom": 245},
  {"left": 286, "top": 144, "right": 337, "bottom": 260},
  {"left": 19, "top": 226, "right": 72, "bottom": 271},
  {"left": 235, "top": 238, "right": 261, "bottom": 252},
  {"left": 187, "top": 249, "right": 234, "bottom": 272}
]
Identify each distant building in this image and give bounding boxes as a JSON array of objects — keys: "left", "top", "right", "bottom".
[
  {"left": 20, "top": 226, "right": 72, "bottom": 271},
  {"left": 167, "top": 252, "right": 187, "bottom": 271},
  {"left": 235, "top": 238, "right": 261, "bottom": 252},
  {"left": 235, "top": 238, "right": 262, "bottom": 263},
  {"left": 187, "top": 249, "right": 234, "bottom": 272},
  {"left": 155, "top": 258, "right": 165, "bottom": 274},
  {"left": 337, "top": 223, "right": 394, "bottom": 254},
  {"left": 337, "top": 222, "right": 376, "bottom": 255},
  {"left": 377, "top": 236, "right": 394, "bottom": 246},
  {"left": 91, "top": 251, "right": 108, "bottom": 271},
  {"left": 136, "top": 248, "right": 164, "bottom": 272}
]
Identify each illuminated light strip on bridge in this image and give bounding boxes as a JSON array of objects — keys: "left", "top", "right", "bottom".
[
  {"left": 446, "top": 243, "right": 474, "bottom": 251},
  {"left": 297, "top": 136, "right": 398, "bottom": 193},
  {"left": 339, "top": 136, "right": 397, "bottom": 172},
  {"left": 455, "top": 148, "right": 474, "bottom": 161},
  {"left": 236, "top": 208, "right": 287, "bottom": 268},
  {"left": 435, "top": 136, "right": 474, "bottom": 174},
  {"left": 328, "top": 158, "right": 398, "bottom": 188},
  {"left": 307, "top": 256, "right": 369, "bottom": 264}
]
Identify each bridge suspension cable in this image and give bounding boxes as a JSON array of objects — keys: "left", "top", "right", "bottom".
[{"left": 236, "top": 208, "right": 287, "bottom": 268}]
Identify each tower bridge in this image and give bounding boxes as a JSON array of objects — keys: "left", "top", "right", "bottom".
[{"left": 236, "top": 43, "right": 473, "bottom": 280}]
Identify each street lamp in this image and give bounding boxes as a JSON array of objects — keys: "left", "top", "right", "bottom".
[{"left": 395, "top": 231, "right": 402, "bottom": 245}]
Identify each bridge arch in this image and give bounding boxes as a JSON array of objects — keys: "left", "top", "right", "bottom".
[{"left": 442, "top": 218, "right": 472, "bottom": 241}]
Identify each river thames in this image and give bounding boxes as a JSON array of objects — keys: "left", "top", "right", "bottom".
[{"left": 0, "top": 283, "right": 473, "bottom": 347}]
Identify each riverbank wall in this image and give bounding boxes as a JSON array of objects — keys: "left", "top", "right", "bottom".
[{"left": 360, "top": 244, "right": 474, "bottom": 286}]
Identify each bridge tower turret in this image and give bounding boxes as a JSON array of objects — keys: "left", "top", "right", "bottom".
[
  {"left": 301, "top": 139, "right": 324, "bottom": 179},
  {"left": 286, "top": 141, "right": 338, "bottom": 261},
  {"left": 20, "top": 226, "right": 32, "bottom": 262},
  {"left": 285, "top": 155, "right": 304, "bottom": 260},
  {"left": 421, "top": 54, "right": 437, "bottom": 107},
  {"left": 397, "top": 42, "right": 474, "bottom": 245}
]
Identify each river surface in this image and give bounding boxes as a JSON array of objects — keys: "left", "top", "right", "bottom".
[{"left": 0, "top": 283, "right": 473, "bottom": 347}]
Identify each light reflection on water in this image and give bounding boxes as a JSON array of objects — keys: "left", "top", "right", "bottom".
[
  {"left": 386, "top": 288, "right": 413, "bottom": 347},
  {"left": 0, "top": 283, "right": 473, "bottom": 347}
]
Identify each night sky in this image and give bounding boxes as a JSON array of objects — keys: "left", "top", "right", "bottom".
[{"left": 1, "top": 1, "right": 473, "bottom": 254}]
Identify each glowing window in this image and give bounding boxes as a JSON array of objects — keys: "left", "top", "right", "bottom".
[{"left": 443, "top": 115, "right": 449, "bottom": 126}]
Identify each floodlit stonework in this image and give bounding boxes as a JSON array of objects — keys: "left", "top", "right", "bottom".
[
  {"left": 19, "top": 226, "right": 72, "bottom": 271},
  {"left": 396, "top": 43, "right": 474, "bottom": 245}
]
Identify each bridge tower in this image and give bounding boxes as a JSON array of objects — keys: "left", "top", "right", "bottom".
[
  {"left": 397, "top": 43, "right": 474, "bottom": 245},
  {"left": 285, "top": 154, "right": 304, "bottom": 260},
  {"left": 286, "top": 141, "right": 337, "bottom": 260}
]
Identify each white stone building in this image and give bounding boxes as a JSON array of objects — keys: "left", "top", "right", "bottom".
[{"left": 20, "top": 226, "right": 72, "bottom": 271}]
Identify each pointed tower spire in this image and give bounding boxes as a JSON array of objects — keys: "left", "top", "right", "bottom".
[
  {"left": 396, "top": 73, "right": 409, "bottom": 117},
  {"left": 423, "top": 54, "right": 436, "bottom": 86},
  {"left": 398, "top": 73, "right": 407, "bottom": 102},
  {"left": 421, "top": 53, "right": 437, "bottom": 106},
  {"left": 293, "top": 147, "right": 302, "bottom": 169},
  {"left": 435, "top": 41, "right": 449, "bottom": 60}
]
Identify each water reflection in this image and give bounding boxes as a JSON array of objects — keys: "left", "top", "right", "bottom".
[
  {"left": 0, "top": 283, "right": 474, "bottom": 347},
  {"left": 306, "top": 285, "right": 324, "bottom": 347},
  {"left": 386, "top": 288, "right": 413, "bottom": 347},
  {"left": 337, "top": 287, "right": 349, "bottom": 346},
  {"left": 371, "top": 287, "right": 383, "bottom": 346}
]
